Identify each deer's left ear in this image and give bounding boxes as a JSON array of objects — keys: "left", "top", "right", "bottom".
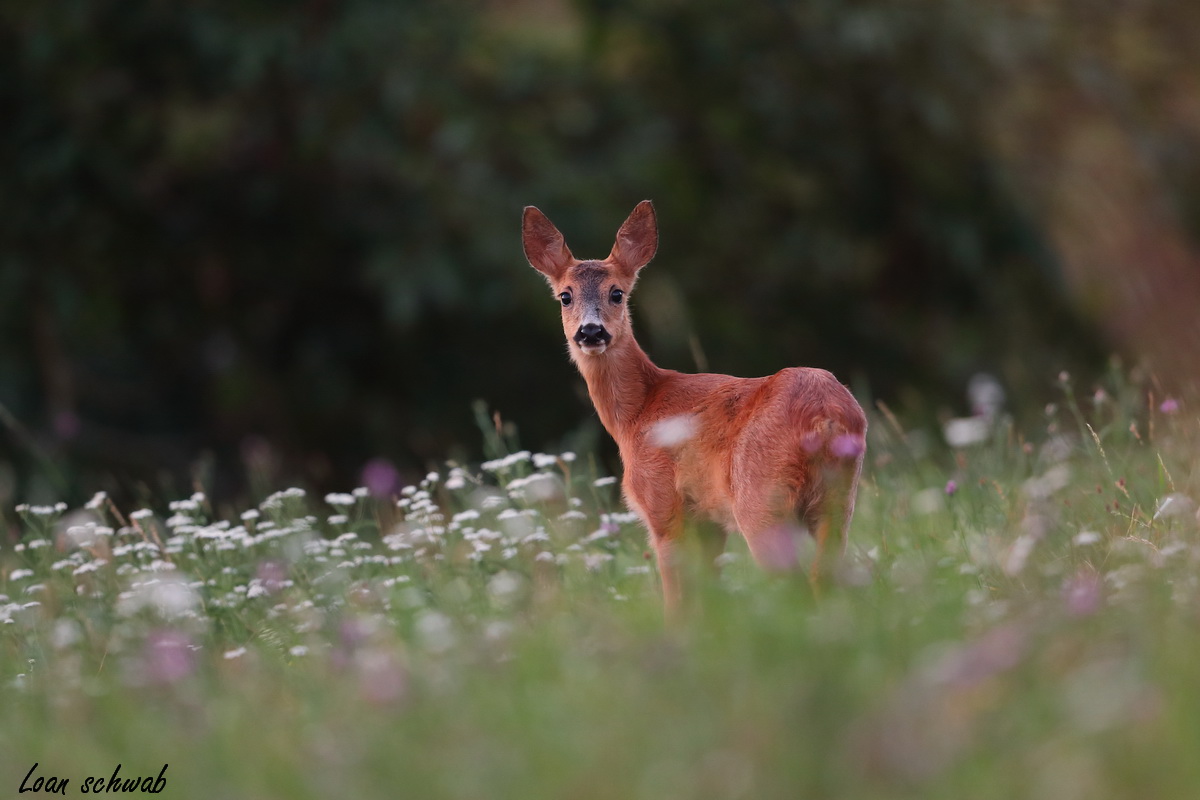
[{"left": 609, "top": 200, "right": 657, "bottom": 278}]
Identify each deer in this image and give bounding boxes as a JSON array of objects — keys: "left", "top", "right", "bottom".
[{"left": 521, "top": 200, "right": 867, "bottom": 616}]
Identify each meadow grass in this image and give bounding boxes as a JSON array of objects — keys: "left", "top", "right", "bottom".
[{"left": 1, "top": 374, "right": 1198, "bottom": 799}]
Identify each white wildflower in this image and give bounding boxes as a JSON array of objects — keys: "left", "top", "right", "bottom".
[
  {"left": 1004, "top": 534, "right": 1037, "bottom": 576},
  {"left": 649, "top": 414, "right": 697, "bottom": 447},
  {"left": 943, "top": 417, "right": 990, "bottom": 448},
  {"left": 1023, "top": 464, "right": 1072, "bottom": 500},
  {"left": 116, "top": 573, "right": 200, "bottom": 619},
  {"left": 414, "top": 610, "right": 455, "bottom": 654},
  {"left": 1153, "top": 493, "right": 1196, "bottom": 522}
]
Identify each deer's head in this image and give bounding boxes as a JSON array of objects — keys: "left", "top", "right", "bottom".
[{"left": 522, "top": 201, "right": 658, "bottom": 359}]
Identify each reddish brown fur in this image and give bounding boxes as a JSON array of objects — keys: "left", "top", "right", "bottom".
[{"left": 522, "top": 201, "right": 867, "bottom": 616}]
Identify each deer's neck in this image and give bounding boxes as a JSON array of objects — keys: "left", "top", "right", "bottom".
[{"left": 573, "top": 338, "right": 663, "bottom": 443}]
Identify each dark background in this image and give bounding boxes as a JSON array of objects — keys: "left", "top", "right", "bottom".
[{"left": 2, "top": 0, "right": 1198, "bottom": 504}]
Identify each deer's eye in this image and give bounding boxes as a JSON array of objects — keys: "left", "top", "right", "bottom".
[
  {"left": 559, "top": 292, "right": 572, "bottom": 307},
  {"left": 609, "top": 288, "right": 624, "bottom": 304}
]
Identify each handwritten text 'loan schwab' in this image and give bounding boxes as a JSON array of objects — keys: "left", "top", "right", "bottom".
[{"left": 20, "top": 764, "right": 169, "bottom": 795}]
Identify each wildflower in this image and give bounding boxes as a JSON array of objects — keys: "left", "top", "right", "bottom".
[
  {"left": 85, "top": 492, "right": 108, "bottom": 511},
  {"left": 1062, "top": 570, "right": 1102, "bottom": 617},
  {"left": 943, "top": 417, "right": 989, "bottom": 448},
  {"left": 325, "top": 493, "right": 355, "bottom": 507},
  {"left": 945, "top": 480, "right": 958, "bottom": 496},
  {"left": 328, "top": 514, "right": 349, "bottom": 526},
  {"left": 289, "top": 645, "right": 309, "bottom": 657},
  {"left": 1004, "top": 534, "right": 1037, "bottom": 576},
  {"left": 117, "top": 573, "right": 200, "bottom": 619},
  {"left": 533, "top": 453, "right": 558, "bottom": 469},
  {"left": 255, "top": 560, "right": 288, "bottom": 594},
  {"left": 414, "top": 611, "right": 455, "bottom": 654},
  {"left": 831, "top": 434, "right": 864, "bottom": 459},
  {"left": 1023, "top": 464, "right": 1072, "bottom": 499},
  {"left": 357, "top": 647, "right": 407, "bottom": 705},
  {"left": 649, "top": 414, "right": 697, "bottom": 447},
  {"left": 487, "top": 571, "right": 522, "bottom": 605},
  {"left": 1153, "top": 493, "right": 1196, "bottom": 521},
  {"left": 223, "top": 647, "right": 247, "bottom": 660},
  {"left": 968, "top": 373, "right": 1006, "bottom": 419},
  {"left": 141, "top": 629, "right": 197, "bottom": 684},
  {"left": 1159, "top": 397, "right": 1180, "bottom": 414},
  {"left": 594, "top": 476, "right": 618, "bottom": 488},
  {"left": 50, "top": 619, "right": 81, "bottom": 650}
]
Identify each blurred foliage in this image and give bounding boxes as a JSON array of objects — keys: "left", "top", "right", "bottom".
[{"left": 0, "top": 0, "right": 1196, "bottom": 502}]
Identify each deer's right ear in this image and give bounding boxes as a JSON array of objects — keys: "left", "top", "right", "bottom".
[{"left": 522, "top": 206, "right": 574, "bottom": 282}]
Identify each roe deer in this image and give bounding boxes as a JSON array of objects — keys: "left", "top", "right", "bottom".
[{"left": 522, "top": 201, "right": 867, "bottom": 615}]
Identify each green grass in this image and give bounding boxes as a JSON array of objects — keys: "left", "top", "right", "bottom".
[{"left": 1, "top": 378, "right": 1197, "bottom": 799}]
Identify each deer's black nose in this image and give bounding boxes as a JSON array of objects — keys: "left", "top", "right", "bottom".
[{"left": 574, "top": 323, "right": 611, "bottom": 346}]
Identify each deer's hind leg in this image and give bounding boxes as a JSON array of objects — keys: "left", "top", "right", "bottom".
[
  {"left": 732, "top": 481, "right": 807, "bottom": 573},
  {"left": 805, "top": 452, "right": 865, "bottom": 582}
]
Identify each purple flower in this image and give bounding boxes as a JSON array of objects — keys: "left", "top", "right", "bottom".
[
  {"left": 142, "top": 629, "right": 196, "bottom": 684},
  {"left": 356, "top": 648, "right": 407, "bottom": 706},
  {"left": 255, "top": 560, "right": 288, "bottom": 594},
  {"left": 945, "top": 480, "right": 958, "bottom": 496},
  {"left": 361, "top": 458, "right": 400, "bottom": 497},
  {"left": 830, "top": 434, "right": 865, "bottom": 460},
  {"left": 1160, "top": 397, "right": 1180, "bottom": 415},
  {"left": 1062, "top": 569, "right": 1102, "bottom": 617}
]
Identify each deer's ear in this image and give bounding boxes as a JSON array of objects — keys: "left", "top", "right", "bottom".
[
  {"left": 609, "top": 200, "right": 658, "bottom": 277},
  {"left": 522, "top": 206, "right": 574, "bottom": 282}
]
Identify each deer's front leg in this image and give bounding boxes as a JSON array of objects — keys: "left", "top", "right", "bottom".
[{"left": 623, "top": 462, "right": 685, "bottom": 619}]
